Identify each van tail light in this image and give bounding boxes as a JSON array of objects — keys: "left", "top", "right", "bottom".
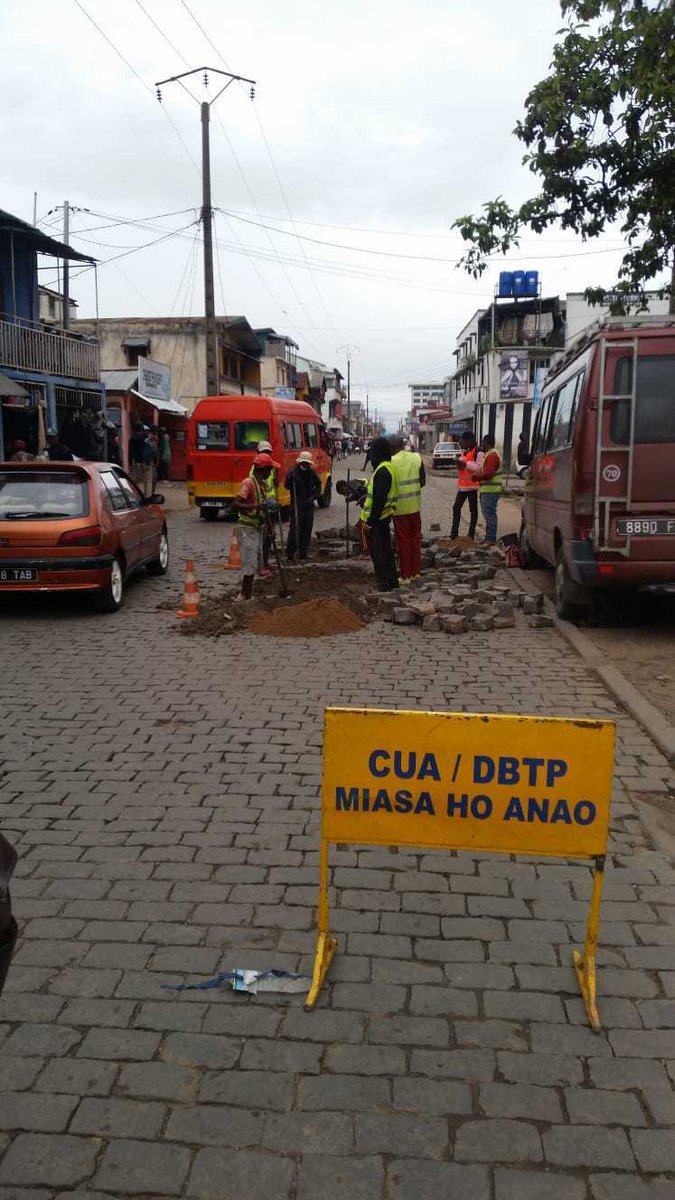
[{"left": 59, "top": 525, "right": 102, "bottom": 547}]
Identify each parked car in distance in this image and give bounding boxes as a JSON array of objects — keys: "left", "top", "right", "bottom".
[
  {"left": 432, "top": 441, "right": 462, "bottom": 470},
  {"left": 0, "top": 461, "right": 168, "bottom": 612},
  {"left": 0, "top": 833, "right": 17, "bottom": 998}
]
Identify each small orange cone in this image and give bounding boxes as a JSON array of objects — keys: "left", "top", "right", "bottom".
[
  {"left": 223, "top": 529, "right": 242, "bottom": 570},
  {"left": 177, "top": 559, "right": 200, "bottom": 618}
]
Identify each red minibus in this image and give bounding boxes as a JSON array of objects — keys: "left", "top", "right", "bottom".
[
  {"left": 186, "top": 394, "right": 333, "bottom": 519},
  {"left": 521, "top": 316, "right": 675, "bottom": 618}
]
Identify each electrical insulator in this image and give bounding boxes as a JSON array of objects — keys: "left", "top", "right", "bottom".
[
  {"left": 156, "top": 87, "right": 162, "bottom": 103},
  {"left": 203, "top": 72, "right": 209, "bottom": 88},
  {"left": 250, "top": 85, "right": 255, "bottom": 100}
]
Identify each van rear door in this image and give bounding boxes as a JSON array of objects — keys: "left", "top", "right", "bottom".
[{"left": 599, "top": 336, "right": 675, "bottom": 559}]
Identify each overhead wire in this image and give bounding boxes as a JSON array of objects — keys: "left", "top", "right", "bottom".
[
  {"left": 73, "top": 0, "right": 200, "bottom": 175},
  {"left": 222, "top": 207, "right": 628, "bottom": 247},
  {"left": 178, "top": 0, "right": 343, "bottom": 345},
  {"left": 220, "top": 209, "right": 628, "bottom": 264},
  {"left": 134, "top": 0, "right": 324, "bottom": 345}
]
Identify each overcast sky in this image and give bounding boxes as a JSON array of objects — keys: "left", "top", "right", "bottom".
[{"left": 2, "top": 0, "right": 649, "bottom": 424}]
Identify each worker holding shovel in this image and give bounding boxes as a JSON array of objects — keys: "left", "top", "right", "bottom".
[{"left": 232, "top": 453, "right": 279, "bottom": 601}]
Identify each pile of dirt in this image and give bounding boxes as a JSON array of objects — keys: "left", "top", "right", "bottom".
[
  {"left": 181, "top": 561, "right": 375, "bottom": 638},
  {"left": 248, "top": 596, "right": 364, "bottom": 638}
]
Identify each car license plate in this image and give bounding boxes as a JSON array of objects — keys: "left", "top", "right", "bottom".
[
  {"left": 616, "top": 519, "right": 675, "bottom": 536},
  {"left": 200, "top": 500, "right": 223, "bottom": 507},
  {"left": 0, "top": 567, "right": 38, "bottom": 582}
]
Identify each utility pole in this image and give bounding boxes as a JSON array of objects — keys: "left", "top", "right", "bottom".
[
  {"left": 62, "top": 200, "right": 70, "bottom": 332},
  {"left": 337, "top": 343, "right": 359, "bottom": 438},
  {"left": 156, "top": 67, "right": 256, "bottom": 396}
]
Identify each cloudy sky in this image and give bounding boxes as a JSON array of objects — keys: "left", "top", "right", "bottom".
[{"left": 2, "top": 0, "right": 645, "bottom": 423}]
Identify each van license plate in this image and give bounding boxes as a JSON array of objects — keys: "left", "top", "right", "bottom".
[
  {"left": 616, "top": 519, "right": 675, "bottom": 536},
  {"left": 0, "top": 568, "right": 38, "bottom": 582}
]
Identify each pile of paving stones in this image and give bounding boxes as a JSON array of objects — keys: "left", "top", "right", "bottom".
[{"left": 377, "top": 537, "right": 552, "bottom": 635}]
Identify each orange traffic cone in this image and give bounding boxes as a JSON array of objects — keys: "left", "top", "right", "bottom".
[
  {"left": 223, "top": 529, "right": 242, "bottom": 570},
  {"left": 177, "top": 559, "right": 200, "bottom": 618}
]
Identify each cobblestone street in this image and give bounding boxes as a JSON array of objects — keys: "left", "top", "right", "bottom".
[{"left": 0, "top": 467, "right": 673, "bottom": 1199}]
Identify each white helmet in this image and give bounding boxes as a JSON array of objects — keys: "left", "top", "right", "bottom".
[{"left": 257, "top": 440, "right": 273, "bottom": 453}]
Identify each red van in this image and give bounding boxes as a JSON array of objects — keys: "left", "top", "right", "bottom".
[
  {"left": 186, "top": 394, "right": 333, "bottom": 519},
  {"left": 521, "top": 316, "right": 675, "bottom": 618}
]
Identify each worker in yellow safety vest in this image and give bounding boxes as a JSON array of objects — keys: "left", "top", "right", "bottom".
[
  {"left": 359, "top": 436, "right": 399, "bottom": 592},
  {"left": 474, "top": 434, "right": 503, "bottom": 544},
  {"left": 390, "top": 434, "right": 425, "bottom": 581},
  {"left": 250, "top": 440, "right": 278, "bottom": 576}
]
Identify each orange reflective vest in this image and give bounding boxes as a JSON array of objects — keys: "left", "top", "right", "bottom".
[{"left": 457, "top": 447, "right": 479, "bottom": 490}]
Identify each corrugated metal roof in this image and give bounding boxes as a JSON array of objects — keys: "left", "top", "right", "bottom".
[
  {"left": 0, "top": 209, "right": 95, "bottom": 264},
  {"left": 101, "top": 369, "right": 138, "bottom": 391},
  {"left": 0, "top": 372, "right": 29, "bottom": 398}
]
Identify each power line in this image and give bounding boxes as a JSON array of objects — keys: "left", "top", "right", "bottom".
[
  {"left": 221, "top": 208, "right": 627, "bottom": 265},
  {"left": 126, "top": 0, "right": 322, "bottom": 337},
  {"left": 73, "top": 0, "right": 200, "bottom": 174},
  {"left": 178, "top": 0, "right": 342, "bottom": 344},
  {"left": 222, "top": 206, "right": 627, "bottom": 247}
]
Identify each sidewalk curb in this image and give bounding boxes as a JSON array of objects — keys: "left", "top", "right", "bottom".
[{"left": 511, "top": 567, "right": 675, "bottom": 766}]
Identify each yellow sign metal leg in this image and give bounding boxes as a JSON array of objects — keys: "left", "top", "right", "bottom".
[
  {"left": 573, "top": 855, "right": 605, "bottom": 1032},
  {"left": 305, "top": 839, "right": 337, "bottom": 1010}
]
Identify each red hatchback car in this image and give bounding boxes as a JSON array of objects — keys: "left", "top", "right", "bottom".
[{"left": 0, "top": 461, "right": 169, "bottom": 612}]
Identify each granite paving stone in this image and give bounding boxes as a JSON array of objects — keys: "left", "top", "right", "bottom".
[{"left": 1, "top": 491, "right": 673, "bottom": 1198}]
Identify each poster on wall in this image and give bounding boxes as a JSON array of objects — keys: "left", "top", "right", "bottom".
[
  {"left": 499, "top": 352, "right": 528, "bottom": 400},
  {"left": 138, "top": 357, "right": 171, "bottom": 403}
]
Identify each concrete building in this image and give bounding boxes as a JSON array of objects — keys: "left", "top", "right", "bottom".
[
  {"left": 255, "top": 328, "right": 298, "bottom": 397},
  {"left": 0, "top": 208, "right": 103, "bottom": 459},
  {"left": 565, "top": 290, "right": 670, "bottom": 346},
  {"left": 409, "top": 382, "right": 444, "bottom": 408},
  {"left": 38, "top": 286, "right": 78, "bottom": 327},
  {"left": 450, "top": 295, "right": 565, "bottom": 471},
  {"left": 73, "top": 315, "right": 263, "bottom": 412}
]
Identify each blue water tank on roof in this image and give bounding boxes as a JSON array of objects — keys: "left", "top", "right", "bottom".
[
  {"left": 511, "top": 270, "right": 526, "bottom": 297},
  {"left": 524, "top": 270, "right": 539, "bottom": 296},
  {"left": 498, "top": 271, "right": 513, "bottom": 297}
]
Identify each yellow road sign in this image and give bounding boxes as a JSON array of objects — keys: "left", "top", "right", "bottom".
[{"left": 306, "top": 707, "right": 615, "bottom": 1030}]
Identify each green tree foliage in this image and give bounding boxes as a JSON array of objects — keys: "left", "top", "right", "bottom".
[{"left": 453, "top": 1, "right": 675, "bottom": 309}]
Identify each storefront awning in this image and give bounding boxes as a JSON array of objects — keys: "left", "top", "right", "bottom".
[
  {"left": 0, "top": 373, "right": 29, "bottom": 399},
  {"left": 130, "top": 389, "right": 187, "bottom": 416}
]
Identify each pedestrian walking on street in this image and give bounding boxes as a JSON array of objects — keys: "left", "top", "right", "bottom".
[
  {"left": 390, "top": 433, "right": 425, "bottom": 581},
  {"left": 128, "top": 423, "right": 156, "bottom": 497},
  {"left": 157, "top": 427, "right": 171, "bottom": 481},
  {"left": 233, "top": 453, "right": 278, "bottom": 600},
  {"left": 475, "top": 434, "right": 503, "bottom": 544},
  {"left": 450, "top": 432, "right": 480, "bottom": 540},
  {"left": 285, "top": 451, "right": 321, "bottom": 561},
  {"left": 359, "top": 436, "right": 399, "bottom": 592}
]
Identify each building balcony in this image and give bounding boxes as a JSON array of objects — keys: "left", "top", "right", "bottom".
[{"left": 0, "top": 317, "right": 100, "bottom": 381}]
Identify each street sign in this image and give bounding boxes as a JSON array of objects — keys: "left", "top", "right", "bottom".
[
  {"left": 307, "top": 707, "right": 615, "bottom": 1029},
  {"left": 138, "top": 356, "right": 171, "bottom": 403}
]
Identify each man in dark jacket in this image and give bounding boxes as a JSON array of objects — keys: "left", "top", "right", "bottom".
[
  {"left": 285, "top": 452, "right": 322, "bottom": 561},
  {"left": 359, "top": 436, "right": 399, "bottom": 591}
]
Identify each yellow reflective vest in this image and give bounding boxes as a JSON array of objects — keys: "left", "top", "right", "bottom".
[
  {"left": 392, "top": 449, "right": 422, "bottom": 515},
  {"left": 249, "top": 465, "right": 276, "bottom": 503},
  {"left": 361, "top": 461, "right": 398, "bottom": 522},
  {"left": 479, "top": 449, "right": 503, "bottom": 494}
]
